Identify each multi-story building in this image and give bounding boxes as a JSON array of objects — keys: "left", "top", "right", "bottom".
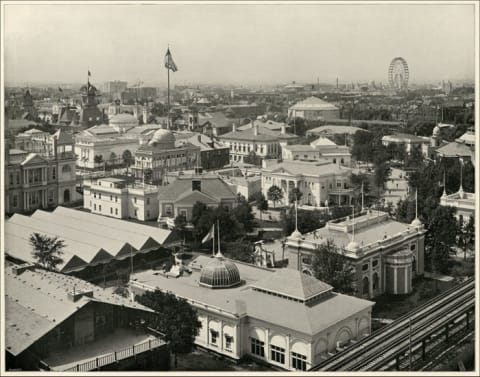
[
  {"left": 285, "top": 210, "right": 427, "bottom": 299},
  {"left": 261, "top": 160, "right": 353, "bottom": 207},
  {"left": 288, "top": 96, "right": 339, "bottom": 121},
  {"left": 219, "top": 122, "right": 298, "bottom": 164},
  {"left": 281, "top": 144, "right": 352, "bottom": 167},
  {"left": 4, "top": 261, "right": 169, "bottom": 371},
  {"left": 132, "top": 129, "right": 200, "bottom": 185},
  {"left": 104, "top": 80, "right": 128, "bottom": 100},
  {"left": 5, "top": 130, "right": 77, "bottom": 214},
  {"left": 83, "top": 177, "right": 160, "bottom": 221},
  {"left": 75, "top": 123, "right": 161, "bottom": 170},
  {"left": 157, "top": 174, "right": 238, "bottom": 226},
  {"left": 130, "top": 254, "right": 374, "bottom": 370},
  {"left": 382, "top": 168, "right": 410, "bottom": 208},
  {"left": 175, "top": 132, "right": 230, "bottom": 170}
]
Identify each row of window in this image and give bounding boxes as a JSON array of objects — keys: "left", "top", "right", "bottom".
[
  {"left": 250, "top": 338, "right": 307, "bottom": 370},
  {"left": 91, "top": 203, "right": 149, "bottom": 219},
  {"left": 209, "top": 330, "right": 233, "bottom": 351},
  {"left": 92, "top": 192, "right": 150, "bottom": 205}
]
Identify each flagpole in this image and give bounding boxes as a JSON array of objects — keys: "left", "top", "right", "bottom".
[
  {"left": 217, "top": 220, "right": 221, "bottom": 255},
  {"left": 167, "top": 52, "right": 170, "bottom": 130},
  {"left": 212, "top": 223, "right": 215, "bottom": 257}
]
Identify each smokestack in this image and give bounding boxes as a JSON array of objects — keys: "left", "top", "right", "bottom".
[
  {"left": 253, "top": 122, "right": 259, "bottom": 136},
  {"left": 232, "top": 123, "right": 237, "bottom": 132}
]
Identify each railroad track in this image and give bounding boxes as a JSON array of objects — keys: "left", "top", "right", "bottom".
[{"left": 311, "top": 277, "right": 475, "bottom": 371}]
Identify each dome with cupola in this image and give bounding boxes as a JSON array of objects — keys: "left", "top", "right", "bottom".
[
  {"left": 148, "top": 128, "right": 175, "bottom": 149},
  {"left": 199, "top": 252, "right": 241, "bottom": 289}
]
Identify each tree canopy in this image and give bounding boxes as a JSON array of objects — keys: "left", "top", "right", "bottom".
[
  {"left": 267, "top": 185, "right": 283, "bottom": 208},
  {"left": 136, "top": 290, "right": 201, "bottom": 368},
  {"left": 29, "top": 233, "right": 65, "bottom": 270},
  {"left": 311, "top": 239, "right": 355, "bottom": 295}
]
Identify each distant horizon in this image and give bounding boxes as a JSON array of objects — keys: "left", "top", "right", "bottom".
[{"left": 3, "top": 3, "right": 476, "bottom": 87}]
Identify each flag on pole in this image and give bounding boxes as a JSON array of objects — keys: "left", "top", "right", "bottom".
[
  {"left": 88, "top": 70, "right": 91, "bottom": 77},
  {"left": 202, "top": 224, "right": 215, "bottom": 244},
  {"left": 58, "top": 87, "right": 63, "bottom": 92},
  {"left": 164, "top": 48, "right": 178, "bottom": 72}
]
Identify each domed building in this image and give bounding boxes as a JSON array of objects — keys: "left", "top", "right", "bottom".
[
  {"left": 132, "top": 127, "right": 200, "bottom": 184},
  {"left": 199, "top": 252, "right": 241, "bottom": 289}
]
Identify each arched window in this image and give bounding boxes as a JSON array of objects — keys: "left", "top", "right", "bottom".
[
  {"left": 372, "top": 273, "right": 379, "bottom": 295},
  {"left": 63, "top": 189, "right": 70, "bottom": 203},
  {"left": 362, "top": 277, "right": 369, "bottom": 297}
]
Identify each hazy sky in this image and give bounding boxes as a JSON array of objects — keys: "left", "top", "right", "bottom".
[{"left": 3, "top": 2, "right": 476, "bottom": 87}]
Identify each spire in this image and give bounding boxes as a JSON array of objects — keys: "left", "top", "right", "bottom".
[
  {"left": 215, "top": 220, "right": 224, "bottom": 258},
  {"left": 411, "top": 189, "right": 422, "bottom": 227},
  {"left": 458, "top": 157, "right": 464, "bottom": 198},
  {"left": 442, "top": 169, "right": 447, "bottom": 198},
  {"left": 290, "top": 200, "right": 302, "bottom": 239}
]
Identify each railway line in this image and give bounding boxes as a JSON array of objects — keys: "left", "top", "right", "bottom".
[{"left": 310, "top": 277, "right": 475, "bottom": 371}]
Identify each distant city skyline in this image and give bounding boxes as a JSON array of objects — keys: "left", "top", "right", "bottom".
[{"left": 3, "top": 2, "right": 476, "bottom": 87}]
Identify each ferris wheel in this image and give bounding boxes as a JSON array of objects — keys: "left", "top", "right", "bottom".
[{"left": 388, "top": 57, "right": 409, "bottom": 90}]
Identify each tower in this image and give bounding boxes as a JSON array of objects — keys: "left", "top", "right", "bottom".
[{"left": 79, "top": 77, "right": 103, "bottom": 127}]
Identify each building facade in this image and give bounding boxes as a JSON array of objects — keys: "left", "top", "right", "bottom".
[
  {"left": 129, "top": 255, "right": 374, "bottom": 371},
  {"left": 5, "top": 130, "right": 77, "bottom": 214},
  {"left": 219, "top": 122, "right": 298, "bottom": 164},
  {"left": 281, "top": 144, "right": 352, "bottom": 167},
  {"left": 83, "top": 177, "right": 160, "bottom": 221},
  {"left": 288, "top": 97, "right": 339, "bottom": 121},
  {"left": 261, "top": 160, "right": 353, "bottom": 207},
  {"left": 132, "top": 129, "right": 200, "bottom": 185},
  {"left": 285, "top": 211, "right": 427, "bottom": 299}
]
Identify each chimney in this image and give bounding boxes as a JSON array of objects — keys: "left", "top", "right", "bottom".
[
  {"left": 232, "top": 123, "right": 237, "bottom": 133},
  {"left": 254, "top": 122, "right": 259, "bottom": 136},
  {"left": 281, "top": 124, "right": 286, "bottom": 134}
]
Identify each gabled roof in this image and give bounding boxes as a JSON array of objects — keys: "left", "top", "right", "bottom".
[
  {"left": 307, "top": 125, "right": 368, "bottom": 136},
  {"left": 4, "top": 263, "right": 154, "bottom": 356},
  {"left": 159, "top": 176, "right": 237, "bottom": 202},
  {"left": 289, "top": 96, "right": 339, "bottom": 111},
  {"left": 436, "top": 141, "right": 473, "bottom": 158},
  {"left": 220, "top": 125, "right": 298, "bottom": 142},
  {"left": 251, "top": 269, "right": 333, "bottom": 301},
  {"left": 20, "top": 153, "right": 48, "bottom": 166},
  {"left": 174, "top": 189, "right": 220, "bottom": 206}
]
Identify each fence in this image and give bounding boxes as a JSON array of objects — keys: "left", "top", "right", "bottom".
[{"left": 61, "top": 337, "right": 164, "bottom": 372}]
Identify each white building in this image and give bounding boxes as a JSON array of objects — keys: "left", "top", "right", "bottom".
[
  {"left": 281, "top": 143, "right": 352, "bottom": 167},
  {"left": 261, "top": 160, "right": 353, "bottom": 207},
  {"left": 288, "top": 97, "right": 340, "bottom": 121},
  {"left": 383, "top": 168, "right": 410, "bottom": 208},
  {"left": 129, "top": 254, "right": 374, "bottom": 370},
  {"left": 83, "top": 177, "right": 160, "bottom": 221},
  {"left": 218, "top": 121, "right": 298, "bottom": 164}
]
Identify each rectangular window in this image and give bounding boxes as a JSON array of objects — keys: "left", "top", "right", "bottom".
[
  {"left": 99, "top": 193, "right": 102, "bottom": 199},
  {"left": 250, "top": 338, "right": 265, "bottom": 357},
  {"left": 94, "top": 192, "right": 96, "bottom": 198},
  {"left": 225, "top": 335, "right": 233, "bottom": 351},
  {"left": 115, "top": 196, "right": 118, "bottom": 202},
  {"left": 147, "top": 197, "right": 150, "bottom": 205},
  {"left": 94, "top": 204, "right": 97, "bottom": 210},
  {"left": 52, "top": 167, "right": 56, "bottom": 180},
  {"left": 147, "top": 210, "right": 150, "bottom": 218},
  {"left": 134, "top": 197, "right": 137, "bottom": 204},
  {"left": 115, "top": 208, "right": 118, "bottom": 215},
  {"left": 291, "top": 352, "right": 307, "bottom": 371},
  {"left": 110, "top": 207, "right": 113, "bottom": 214},
  {"left": 49, "top": 190, "right": 54, "bottom": 202},
  {"left": 12, "top": 195, "right": 18, "bottom": 207},
  {"left": 210, "top": 330, "right": 218, "bottom": 346},
  {"left": 9, "top": 173, "right": 13, "bottom": 185},
  {"left": 134, "top": 209, "right": 138, "bottom": 217},
  {"left": 271, "top": 345, "right": 285, "bottom": 364},
  {"left": 110, "top": 195, "right": 113, "bottom": 201}
]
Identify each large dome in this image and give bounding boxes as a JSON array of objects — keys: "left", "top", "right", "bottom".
[
  {"left": 199, "top": 253, "right": 241, "bottom": 289},
  {"left": 148, "top": 129, "right": 175, "bottom": 149}
]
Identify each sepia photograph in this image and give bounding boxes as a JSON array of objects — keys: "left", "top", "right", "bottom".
[{"left": 1, "top": 0, "right": 478, "bottom": 375}]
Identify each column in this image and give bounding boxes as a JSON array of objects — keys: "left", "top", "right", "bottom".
[
  {"left": 393, "top": 268, "right": 397, "bottom": 294},
  {"left": 23, "top": 192, "right": 27, "bottom": 211},
  {"left": 369, "top": 260, "right": 373, "bottom": 298},
  {"left": 235, "top": 323, "right": 241, "bottom": 358},
  {"left": 265, "top": 328, "right": 270, "bottom": 361},
  {"left": 285, "top": 334, "right": 291, "bottom": 370},
  {"left": 206, "top": 315, "right": 210, "bottom": 346},
  {"left": 220, "top": 319, "right": 224, "bottom": 353}
]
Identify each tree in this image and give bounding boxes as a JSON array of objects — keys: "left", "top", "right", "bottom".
[
  {"left": 244, "top": 151, "right": 261, "bottom": 166},
  {"left": 267, "top": 185, "right": 283, "bottom": 208},
  {"left": 174, "top": 214, "right": 188, "bottom": 248},
  {"left": 136, "top": 290, "right": 201, "bottom": 368},
  {"left": 122, "top": 149, "right": 134, "bottom": 174},
  {"left": 29, "top": 233, "right": 65, "bottom": 270},
  {"left": 288, "top": 117, "right": 307, "bottom": 136},
  {"left": 231, "top": 199, "right": 255, "bottom": 233},
  {"left": 288, "top": 187, "right": 303, "bottom": 204},
  {"left": 425, "top": 206, "right": 458, "bottom": 274},
  {"left": 311, "top": 239, "right": 355, "bottom": 294},
  {"left": 373, "top": 162, "right": 391, "bottom": 198},
  {"left": 223, "top": 240, "right": 254, "bottom": 263},
  {"left": 252, "top": 192, "right": 269, "bottom": 219},
  {"left": 280, "top": 207, "right": 326, "bottom": 236},
  {"left": 457, "top": 215, "right": 475, "bottom": 261},
  {"left": 94, "top": 154, "right": 103, "bottom": 164}
]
